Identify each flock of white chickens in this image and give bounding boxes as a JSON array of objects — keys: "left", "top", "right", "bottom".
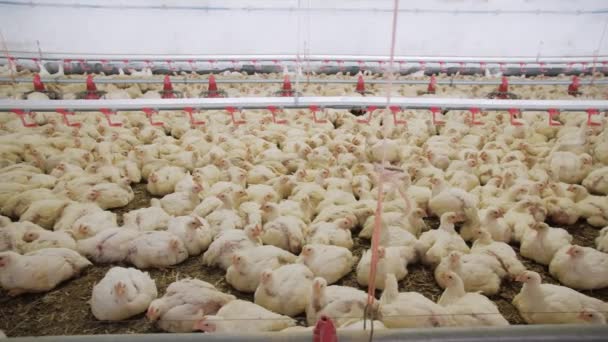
[{"left": 0, "top": 66, "right": 608, "bottom": 338}]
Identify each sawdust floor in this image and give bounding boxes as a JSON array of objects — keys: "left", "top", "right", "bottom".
[{"left": 1, "top": 187, "right": 607, "bottom": 337}]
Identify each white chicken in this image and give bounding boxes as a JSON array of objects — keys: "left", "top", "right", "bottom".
[
  {"left": 428, "top": 177, "right": 478, "bottom": 217},
  {"left": 147, "top": 278, "right": 236, "bottom": 333},
  {"left": 307, "top": 218, "right": 354, "bottom": 249},
  {"left": 225, "top": 245, "right": 297, "bottom": 293},
  {"left": 69, "top": 210, "right": 117, "bottom": 239},
  {"left": 380, "top": 273, "right": 453, "bottom": 328},
  {"left": 77, "top": 228, "right": 141, "bottom": 263},
  {"left": 254, "top": 264, "right": 314, "bottom": 316},
  {"left": 90, "top": 267, "right": 157, "bottom": 321},
  {"left": 471, "top": 227, "right": 526, "bottom": 278},
  {"left": 306, "top": 277, "right": 368, "bottom": 327},
  {"left": 202, "top": 224, "right": 262, "bottom": 270},
  {"left": 549, "top": 245, "right": 608, "bottom": 290},
  {"left": 435, "top": 251, "right": 507, "bottom": 295},
  {"left": 19, "top": 226, "right": 77, "bottom": 253},
  {"left": 194, "top": 300, "right": 296, "bottom": 333},
  {"left": 520, "top": 222, "right": 573, "bottom": 265},
  {"left": 146, "top": 166, "right": 188, "bottom": 196},
  {"left": 123, "top": 207, "right": 171, "bottom": 231},
  {"left": 356, "top": 246, "right": 417, "bottom": 290},
  {"left": 296, "top": 244, "right": 356, "bottom": 284},
  {"left": 597, "top": 227, "right": 608, "bottom": 252},
  {"left": 0, "top": 248, "right": 91, "bottom": 296},
  {"left": 85, "top": 179, "right": 134, "bottom": 210},
  {"left": 583, "top": 167, "right": 608, "bottom": 195},
  {"left": 127, "top": 231, "right": 188, "bottom": 269},
  {"left": 151, "top": 183, "right": 202, "bottom": 216},
  {"left": 167, "top": 215, "right": 213, "bottom": 256},
  {"left": 261, "top": 215, "right": 306, "bottom": 254},
  {"left": 18, "top": 198, "right": 70, "bottom": 229},
  {"left": 513, "top": 271, "right": 608, "bottom": 324},
  {"left": 417, "top": 212, "right": 470, "bottom": 266},
  {"left": 437, "top": 271, "right": 509, "bottom": 326}
]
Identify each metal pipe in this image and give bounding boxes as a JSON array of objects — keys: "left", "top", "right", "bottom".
[
  {"left": 2, "top": 53, "right": 607, "bottom": 64},
  {"left": 6, "top": 324, "right": 608, "bottom": 342},
  {"left": 2, "top": 77, "right": 607, "bottom": 86},
  {"left": 1, "top": 96, "right": 607, "bottom": 112}
]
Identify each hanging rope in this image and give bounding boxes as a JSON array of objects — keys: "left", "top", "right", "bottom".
[{"left": 364, "top": 3, "right": 400, "bottom": 341}]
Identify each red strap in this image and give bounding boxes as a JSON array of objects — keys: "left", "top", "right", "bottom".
[
  {"left": 183, "top": 107, "right": 205, "bottom": 125},
  {"left": 430, "top": 107, "right": 445, "bottom": 125},
  {"left": 586, "top": 109, "right": 601, "bottom": 127},
  {"left": 357, "top": 106, "right": 377, "bottom": 124},
  {"left": 309, "top": 105, "right": 328, "bottom": 123},
  {"left": 267, "top": 106, "right": 287, "bottom": 124},
  {"left": 142, "top": 108, "right": 164, "bottom": 126},
  {"left": 56, "top": 109, "right": 81, "bottom": 127},
  {"left": 547, "top": 108, "right": 562, "bottom": 126},
  {"left": 508, "top": 108, "right": 523, "bottom": 126},
  {"left": 99, "top": 108, "right": 122, "bottom": 127},
  {"left": 10, "top": 109, "right": 37, "bottom": 127}
]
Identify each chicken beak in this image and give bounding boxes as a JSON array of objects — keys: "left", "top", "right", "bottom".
[{"left": 515, "top": 273, "right": 527, "bottom": 282}]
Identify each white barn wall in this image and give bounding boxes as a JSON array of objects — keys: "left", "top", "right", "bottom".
[{"left": 0, "top": 0, "right": 607, "bottom": 57}]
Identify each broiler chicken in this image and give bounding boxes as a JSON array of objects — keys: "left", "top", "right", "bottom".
[
  {"left": 90, "top": 266, "right": 157, "bottom": 321},
  {"left": 0, "top": 248, "right": 91, "bottom": 296},
  {"left": 254, "top": 264, "right": 314, "bottom": 316},
  {"left": 549, "top": 245, "right": 608, "bottom": 290}
]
